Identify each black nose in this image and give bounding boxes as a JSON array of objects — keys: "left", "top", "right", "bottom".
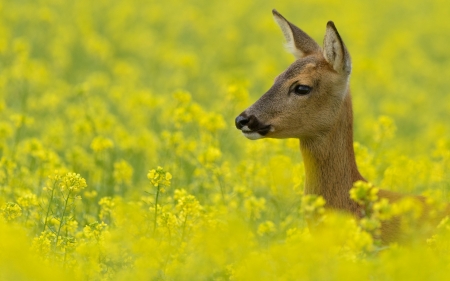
[{"left": 235, "top": 115, "right": 249, "bottom": 129}]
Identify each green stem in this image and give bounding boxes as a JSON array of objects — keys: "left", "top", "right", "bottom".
[
  {"left": 153, "top": 186, "right": 160, "bottom": 233},
  {"left": 11, "top": 123, "right": 23, "bottom": 160},
  {"left": 63, "top": 227, "right": 68, "bottom": 267},
  {"left": 43, "top": 181, "right": 57, "bottom": 232},
  {"left": 216, "top": 172, "right": 225, "bottom": 203},
  {"left": 181, "top": 213, "right": 189, "bottom": 240},
  {"left": 55, "top": 190, "right": 72, "bottom": 247}
]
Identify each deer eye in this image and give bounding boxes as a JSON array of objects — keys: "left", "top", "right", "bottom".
[{"left": 293, "top": 85, "right": 312, "bottom": 96}]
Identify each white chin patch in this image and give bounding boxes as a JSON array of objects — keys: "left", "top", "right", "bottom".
[{"left": 242, "top": 131, "right": 263, "bottom": 140}]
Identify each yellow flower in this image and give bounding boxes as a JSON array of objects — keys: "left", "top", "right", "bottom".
[
  {"left": 99, "top": 197, "right": 115, "bottom": 222},
  {"left": 17, "top": 193, "right": 38, "bottom": 208},
  {"left": 59, "top": 173, "right": 87, "bottom": 194},
  {"left": 373, "top": 198, "right": 393, "bottom": 221},
  {"left": 350, "top": 181, "right": 378, "bottom": 206},
  {"left": 84, "top": 190, "right": 98, "bottom": 199},
  {"left": 90, "top": 136, "right": 114, "bottom": 153},
  {"left": 147, "top": 166, "right": 172, "bottom": 188},
  {"left": 244, "top": 196, "right": 266, "bottom": 220},
  {"left": 300, "top": 194, "right": 326, "bottom": 220},
  {"left": 1, "top": 202, "right": 22, "bottom": 221},
  {"left": 374, "top": 115, "right": 397, "bottom": 143},
  {"left": 113, "top": 160, "right": 134, "bottom": 185},
  {"left": 257, "top": 221, "right": 276, "bottom": 236}
]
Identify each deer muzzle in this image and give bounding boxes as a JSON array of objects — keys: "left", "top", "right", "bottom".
[{"left": 235, "top": 113, "right": 272, "bottom": 140}]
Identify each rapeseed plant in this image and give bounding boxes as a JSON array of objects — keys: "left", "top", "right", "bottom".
[
  {"left": 148, "top": 166, "right": 172, "bottom": 233},
  {"left": 1, "top": 201, "right": 22, "bottom": 221}
]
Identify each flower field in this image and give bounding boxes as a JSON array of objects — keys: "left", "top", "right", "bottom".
[{"left": 1, "top": 0, "right": 450, "bottom": 280}]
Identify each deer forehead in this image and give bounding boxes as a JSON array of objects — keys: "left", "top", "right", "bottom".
[
  {"left": 284, "top": 59, "right": 317, "bottom": 78},
  {"left": 272, "top": 63, "right": 317, "bottom": 90},
  {"left": 278, "top": 61, "right": 343, "bottom": 91},
  {"left": 279, "top": 57, "right": 330, "bottom": 82},
  {"left": 285, "top": 62, "right": 316, "bottom": 78}
]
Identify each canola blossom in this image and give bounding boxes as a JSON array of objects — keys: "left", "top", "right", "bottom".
[{"left": 1, "top": 0, "right": 450, "bottom": 280}]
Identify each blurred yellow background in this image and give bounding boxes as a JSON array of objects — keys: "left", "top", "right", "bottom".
[{"left": 1, "top": 0, "right": 450, "bottom": 280}]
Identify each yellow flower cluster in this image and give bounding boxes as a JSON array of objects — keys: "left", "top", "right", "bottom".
[
  {"left": 147, "top": 166, "right": 172, "bottom": 190},
  {"left": 1, "top": 202, "right": 22, "bottom": 221},
  {"left": 90, "top": 136, "right": 114, "bottom": 153},
  {"left": 99, "top": 197, "right": 116, "bottom": 222},
  {"left": 257, "top": 220, "right": 276, "bottom": 236},
  {"left": 59, "top": 173, "right": 87, "bottom": 194},
  {"left": 300, "top": 194, "right": 326, "bottom": 221},
  {"left": 113, "top": 160, "right": 133, "bottom": 185},
  {"left": 244, "top": 196, "right": 266, "bottom": 220},
  {"left": 350, "top": 181, "right": 379, "bottom": 206}
]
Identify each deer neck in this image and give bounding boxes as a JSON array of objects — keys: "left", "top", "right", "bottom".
[{"left": 299, "top": 92, "right": 363, "bottom": 213}]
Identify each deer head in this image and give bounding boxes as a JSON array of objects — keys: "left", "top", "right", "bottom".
[{"left": 235, "top": 10, "right": 352, "bottom": 140}]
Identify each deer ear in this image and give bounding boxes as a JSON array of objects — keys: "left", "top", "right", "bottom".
[
  {"left": 323, "top": 21, "right": 351, "bottom": 75},
  {"left": 272, "top": 9, "right": 321, "bottom": 59}
]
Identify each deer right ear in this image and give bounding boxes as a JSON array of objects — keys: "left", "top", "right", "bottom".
[
  {"left": 272, "top": 9, "right": 321, "bottom": 59},
  {"left": 323, "top": 21, "right": 351, "bottom": 75}
]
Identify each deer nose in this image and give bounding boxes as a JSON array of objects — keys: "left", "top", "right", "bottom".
[{"left": 235, "top": 115, "right": 249, "bottom": 129}]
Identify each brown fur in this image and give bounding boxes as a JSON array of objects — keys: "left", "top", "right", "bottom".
[{"left": 235, "top": 10, "right": 449, "bottom": 244}]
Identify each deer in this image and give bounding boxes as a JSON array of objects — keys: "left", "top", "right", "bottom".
[{"left": 235, "top": 9, "right": 448, "bottom": 244}]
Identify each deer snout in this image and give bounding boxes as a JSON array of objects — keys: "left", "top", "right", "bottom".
[
  {"left": 235, "top": 113, "right": 272, "bottom": 140},
  {"left": 235, "top": 115, "right": 250, "bottom": 129},
  {"left": 235, "top": 114, "right": 259, "bottom": 131}
]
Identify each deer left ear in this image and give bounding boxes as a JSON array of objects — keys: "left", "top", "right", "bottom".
[
  {"left": 272, "top": 9, "right": 321, "bottom": 59},
  {"left": 323, "top": 21, "right": 351, "bottom": 75}
]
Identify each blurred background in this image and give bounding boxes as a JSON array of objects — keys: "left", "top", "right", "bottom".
[{"left": 1, "top": 0, "right": 450, "bottom": 279}]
